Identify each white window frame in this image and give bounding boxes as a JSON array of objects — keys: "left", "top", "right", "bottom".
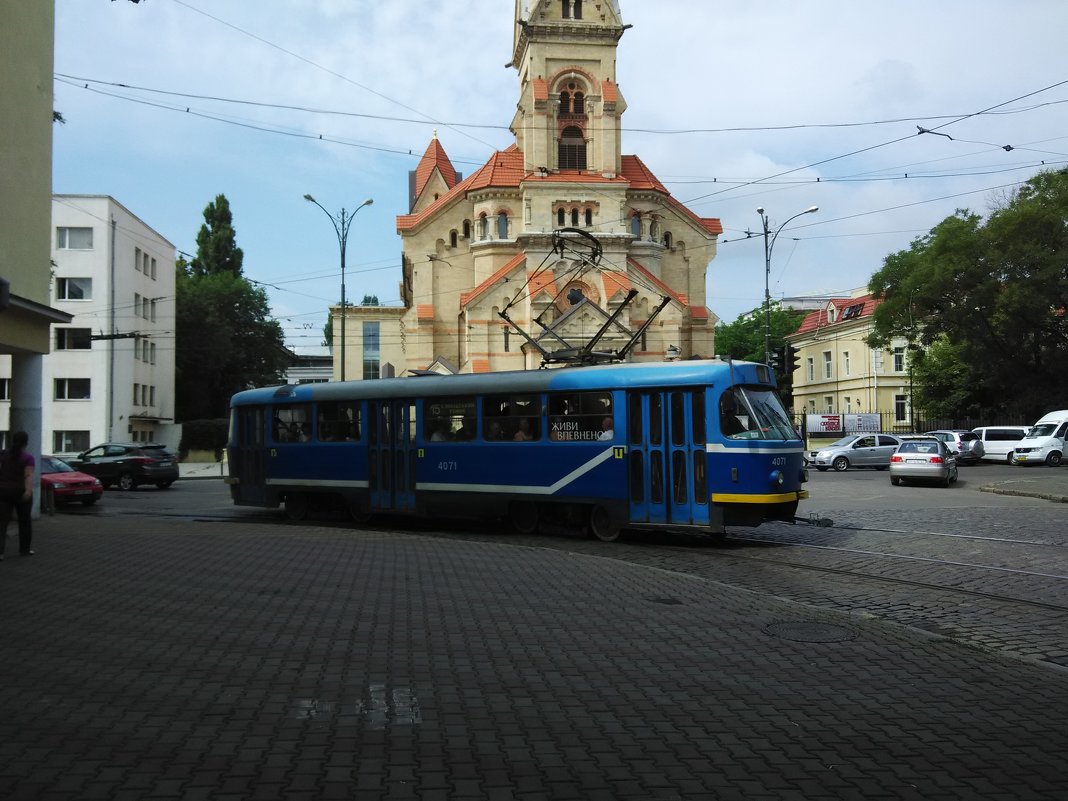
[
  {"left": 57, "top": 277, "right": 93, "bottom": 300},
  {"left": 843, "top": 351, "right": 851, "bottom": 376},
  {"left": 806, "top": 357, "right": 814, "bottom": 381},
  {"left": 56, "top": 227, "right": 93, "bottom": 249},
  {"left": 822, "top": 351, "right": 833, "bottom": 379},
  {"left": 55, "top": 378, "right": 91, "bottom": 400}
]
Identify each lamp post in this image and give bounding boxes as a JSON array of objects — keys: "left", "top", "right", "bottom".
[
  {"left": 756, "top": 205, "right": 818, "bottom": 366},
  {"left": 303, "top": 194, "right": 373, "bottom": 381}
]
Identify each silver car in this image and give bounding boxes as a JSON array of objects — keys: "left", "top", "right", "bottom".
[
  {"left": 809, "top": 433, "right": 903, "bottom": 472},
  {"left": 890, "top": 439, "right": 958, "bottom": 487},
  {"left": 923, "top": 430, "right": 985, "bottom": 465}
]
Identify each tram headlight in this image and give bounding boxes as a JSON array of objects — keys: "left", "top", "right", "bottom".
[{"left": 769, "top": 469, "right": 785, "bottom": 487}]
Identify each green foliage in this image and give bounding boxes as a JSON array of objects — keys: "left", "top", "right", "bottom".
[
  {"left": 715, "top": 303, "right": 807, "bottom": 402},
  {"left": 361, "top": 294, "right": 379, "bottom": 305},
  {"left": 868, "top": 168, "right": 1068, "bottom": 419},
  {"left": 175, "top": 195, "right": 288, "bottom": 420},
  {"left": 188, "top": 194, "right": 244, "bottom": 278},
  {"left": 178, "top": 418, "right": 228, "bottom": 457}
]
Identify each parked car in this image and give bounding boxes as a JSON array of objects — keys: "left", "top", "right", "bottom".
[
  {"left": 39, "top": 455, "right": 104, "bottom": 506},
  {"left": 890, "top": 439, "right": 958, "bottom": 487},
  {"left": 67, "top": 443, "right": 179, "bottom": 490},
  {"left": 923, "top": 430, "right": 985, "bottom": 465},
  {"left": 808, "top": 433, "right": 903, "bottom": 472},
  {"left": 1011, "top": 410, "right": 1068, "bottom": 466},
  {"left": 972, "top": 426, "right": 1030, "bottom": 464}
]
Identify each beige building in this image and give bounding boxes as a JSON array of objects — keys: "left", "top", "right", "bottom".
[
  {"left": 1, "top": 1, "right": 73, "bottom": 459},
  {"left": 337, "top": 0, "right": 722, "bottom": 379},
  {"left": 788, "top": 290, "right": 916, "bottom": 429}
]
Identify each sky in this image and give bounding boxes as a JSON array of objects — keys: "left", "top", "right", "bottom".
[{"left": 52, "top": 0, "right": 1068, "bottom": 355}]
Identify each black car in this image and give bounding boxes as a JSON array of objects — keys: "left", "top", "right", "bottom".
[{"left": 68, "top": 443, "right": 179, "bottom": 490}]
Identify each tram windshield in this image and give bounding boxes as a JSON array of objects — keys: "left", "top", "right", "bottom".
[{"left": 720, "top": 386, "right": 798, "bottom": 441}]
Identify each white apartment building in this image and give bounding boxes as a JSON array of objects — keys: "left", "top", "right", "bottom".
[{"left": 44, "top": 195, "right": 177, "bottom": 455}]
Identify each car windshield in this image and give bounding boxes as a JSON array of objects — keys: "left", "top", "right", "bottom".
[
  {"left": 41, "top": 456, "right": 75, "bottom": 474},
  {"left": 825, "top": 436, "right": 859, "bottom": 448},
  {"left": 724, "top": 386, "right": 797, "bottom": 440},
  {"left": 1027, "top": 423, "right": 1057, "bottom": 438}
]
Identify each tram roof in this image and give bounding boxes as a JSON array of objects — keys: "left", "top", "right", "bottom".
[{"left": 230, "top": 359, "right": 768, "bottom": 407}]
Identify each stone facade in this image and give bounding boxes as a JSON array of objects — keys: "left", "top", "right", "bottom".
[{"left": 338, "top": 0, "right": 722, "bottom": 378}]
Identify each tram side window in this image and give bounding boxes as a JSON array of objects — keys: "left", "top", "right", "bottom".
[
  {"left": 548, "top": 391, "right": 613, "bottom": 442},
  {"left": 273, "top": 405, "right": 313, "bottom": 443},
  {"left": 484, "top": 394, "right": 541, "bottom": 441},
  {"left": 317, "top": 401, "right": 360, "bottom": 441},
  {"left": 424, "top": 397, "right": 477, "bottom": 441}
]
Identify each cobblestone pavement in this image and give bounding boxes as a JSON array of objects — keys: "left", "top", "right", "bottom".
[{"left": 1, "top": 516, "right": 1067, "bottom": 799}]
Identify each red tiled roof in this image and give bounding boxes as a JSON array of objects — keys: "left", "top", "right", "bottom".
[
  {"left": 792, "top": 294, "right": 881, "bottom": 336},
  {"left": 416, "top": 304, "right": 435, "bottom": 321},
  {"left": 601, "top": 271, "right": 632, "bottom": 301},
  {"left": 689, "top": 306, "right": 710, "bottom": 320},
  {"left": 413, "top": 137, "right": 458, "bottom": 200},
  {"left": 459, "top": 253, "right": 528, "bottom": 307},
  {"left": 627, "top": 257, "right": 688, "bottom": 307},
  {"left": 532, "top": 78, "right": 549, "bottom": 101},
  {"left": 601, "top": 80, "right": 618, "bottom": 103},
  {"left": 528, "top": 268, "right": 557, "bottom": 300},
  {"left": 471, "top": 359, "right": 491, "bottom": 373}
]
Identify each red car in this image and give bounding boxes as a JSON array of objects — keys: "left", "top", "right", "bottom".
[{"left": 39, "top": 455, "right": 104, "bottom": 506}]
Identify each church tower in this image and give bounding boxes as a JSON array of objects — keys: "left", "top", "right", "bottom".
[{"left": 511, "top": 0, "right": 627, "bottom": 176}]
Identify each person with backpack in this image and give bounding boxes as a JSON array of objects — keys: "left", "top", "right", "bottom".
[{"left": 0, "top": 431, "right": 36, "bottom": 559}]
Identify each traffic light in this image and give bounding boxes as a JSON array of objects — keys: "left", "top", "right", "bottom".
[
  {"left": 786, "top": 344, "right": 802, "bottom": 375},
  {"left": 769, "top": 347, "right": 783, "bottom": 371}
]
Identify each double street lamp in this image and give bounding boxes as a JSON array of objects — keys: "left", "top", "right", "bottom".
[
  {"left": 756, "top": 205, "right": 818, "bottom": 366},
  {"left": 303, "top": 194, "right": 374, "bottom": 381}
]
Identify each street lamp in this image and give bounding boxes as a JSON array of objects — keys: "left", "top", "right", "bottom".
[
  {"left": 303, "top": 194, "right": 373, "bottom": 381},
  {"left": 756, "top": 205, "right": 818, "bottom": 366}
]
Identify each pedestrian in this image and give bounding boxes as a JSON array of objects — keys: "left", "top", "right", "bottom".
[{"left": 0, "top": 430, "right": 36, "bottom": 559}]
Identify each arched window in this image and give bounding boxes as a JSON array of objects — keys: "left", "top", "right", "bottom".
[
  {"left": 559, "top": 126, "right": 586, "bottom": 170},
  {"left": 585, "top": 208, "right": 593, "bottom": 226},
  {"left": 557, "top": 208, "right": 565, "bottom": 227},
  {"left": 573, "top": 92, "right": 584, "bottom": 114},
  {"left": 559, "top": 91, "right": 570, "bottom": 114},
  {"left": 630, "top": 215, "right": 641, "bottom": 237},
  {"left": 462, "top": 220, "right": 471, "bottom": 239},
  {"left": 571, "top": 208, "right": 579, "bottom": 226},
  {"left": 450, "top": 230, "right": 458, "bottom": 248},
  {"left": 663, "top": 231, "right": 672, "bottom": 249},
  {"left": 497, "top": 212, "right": 508, "bottom": 239},
  {"left": 478, "top": 214, "right": 488, "bottom": 240}
]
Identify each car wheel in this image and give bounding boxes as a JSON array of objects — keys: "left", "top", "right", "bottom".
[
  {"left": 118, "top": 473, "right": 136, "bottom": 491},
  {"left": 832, "top": 456, "right": 849, "bottom": 472},
  {"left": 1046, "top": 451, "right": 1063, "bottom": 467},
  {"left": 155, "top": 481, "right": 174, "bottom": 489},
  {"left": 942, "top": 472, "right": 952, "bottom": 488},
  {"left": 891, "top": 476, "right": 901, "bottom": 486},
  {"left": 1005, "top": 453, "right": 1014, "bottom": 464}
]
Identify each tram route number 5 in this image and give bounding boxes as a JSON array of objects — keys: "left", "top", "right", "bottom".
[{"left": 437, "top": 461, "right": 458, "bottom": 471}]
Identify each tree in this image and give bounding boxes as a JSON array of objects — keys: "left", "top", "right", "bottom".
[
  {"left": 715, "top": 304, "right": 806, "bottom": 398},
  {"left": 175, "top": 196, "right": 288, "bottom": 420},
  {"left": 868, "top": 168, "right": 1068, "bottom": 419}
]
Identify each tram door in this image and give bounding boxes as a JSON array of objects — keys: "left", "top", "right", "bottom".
[
  {"left": 627, "top": 390, "right": 708, "bottom": 526},
  {"left": 231, "top": 406, "right": 268, "bottom": 505},
  {"left": 368, "top": 400, "right": 417, "bottom": 512}
]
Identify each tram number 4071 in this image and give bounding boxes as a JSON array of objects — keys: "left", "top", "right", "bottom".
[
  {"left": 437, "top": 461, "right": 458, "bottom": 471},
  {"left": 771, "top": 457, "right": 787, "bottom": 466}
]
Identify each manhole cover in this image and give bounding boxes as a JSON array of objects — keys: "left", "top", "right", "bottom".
[{"left": 763, "top": 621, "right": 857, "bottom": 643}]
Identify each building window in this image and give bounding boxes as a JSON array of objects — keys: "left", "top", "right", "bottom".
[
  {"left": 462, "top": 220, "right": 470, "bottom": 239},
  {"left": 893, "top": 346, "right": 906, "bottom": 372},
  {"left": 56, "top": 227, "right": 93, "bottom": 249},
  {"left": 449, "top": 230, "right": 458, "bottom": 248},
  {"left": 135, "top": 338, "right": 142, "bottom": 360},
  {"left": 497, "top": 212, "right": 508, "bottom": 239},
  {"left": 150, "top": 299, "right": 157, "bottom": 321},
  {"left": 150, "top": 342, "right": 156, "bottom": 364},
  {"left": 363, "top": 321, "right": 380, "bottom": 381},
  {"left": 55, "top": 378, "right": 91, "bottom": 400},
  {"left": 822, "top": 351, "right": 833, "bottom": 379},
  {"left": 824, "top": 396, "right": 834, "bottom": 413},
  {"left": 585, "top": 208, "right": 593, "bottom": 226},
  {"left": 630, "top": 215, "right": 641, "bottom": 237},
  {"left": 558, "top": 126, "right": 586, "bottom": 169},
  {"left": 0, "top": 378, "right": 9, "bottom": 401},
  {"left": 503, "top": 327, "right": 510, "bottom": 353},
  {"left": 150, "top": 257, "right": 157, "bottom": 280},
  {"left": 895, "top": 394, "right": 909, "bottom": 422},
  {"left": 150, "top": 386, "right": 156, "bottom": 406},
  {"left": 808, "top": 400, "right": 816, "bottom": 412},
  {"left": 843, "top": 351, "right": 851, "bottom": 375},
  {"left": 55, "top": 328, "right": 92, "bottom": 350},
  {"left": 806, "top": 357, "right": 814, "bottom": 381},
  {"left": 574, "top": 0, "right": 582, "bottom": 18},
  {"left": 134, "top": 292, "right": 142, "bottom": 318},
  {"left": 133, "top": 383, "right": 140, "bottom": 404},
  {"left": 135, "top": 247, "right": 142, "bottom": 272},
  {"left": 478, "top": 214, "right": 488, "bottom": 240},
  {"left": 569, "top": 208, "right": 578, "bottom": 226},
  {"left": 53, "top": 430, "right": 90, "bottom": 454},
  {"left": 663, "top": 231, "right": 672, "bottom": 249},
  {"left": 57, "top": 277, "right": 92, "bottom": 300},
  {"left": 845, "top": 396, "right": 852, "bottom": 413},
  {"left": 557, "top": 208, "right": 566, "bottom": 227}
]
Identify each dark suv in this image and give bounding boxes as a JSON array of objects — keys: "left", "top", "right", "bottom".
[{"left": 68, "top": 443, "right": 179, "bottom": 490}]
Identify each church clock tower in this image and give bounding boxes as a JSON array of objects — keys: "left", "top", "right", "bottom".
[{"left": 511, "top": 0, "right": 627, "bottom": 176}]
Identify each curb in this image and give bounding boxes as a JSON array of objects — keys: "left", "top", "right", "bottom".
[{"left": 978, "top": 485, "right": 1068, "bottom": 503}]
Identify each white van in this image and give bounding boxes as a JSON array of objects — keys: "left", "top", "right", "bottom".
[
  {"left": 1011, "top": 410, "right": 1068, "bottom": 467},
  {"left": 972, "top": 425, "right": 1030, "bottom": 464}
]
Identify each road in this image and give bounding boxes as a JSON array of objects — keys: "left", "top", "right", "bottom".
[{"left": 75, "top": 462, "right": 1068, "bottom": 670}]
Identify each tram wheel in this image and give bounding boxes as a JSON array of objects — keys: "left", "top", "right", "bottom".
[
  {"left": 509, "top": 501, "right": 539, "bottom": 534},
  {"left": 589, "top": 506, "right": 622, "bottom": 542},
  {"left": 347, "top": 499, "right": 372, "bottom": 524},
  {"left": 284, "top": 493, "right": 309, "bottom": 521}
]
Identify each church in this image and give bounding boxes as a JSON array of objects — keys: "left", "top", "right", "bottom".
[{"left": 343, "top": 0, "right": 723, "bottom": 380}]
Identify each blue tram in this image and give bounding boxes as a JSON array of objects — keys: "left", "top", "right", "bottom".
[{"left": 225, "top": 359, "right": 808, "bottom": 541}]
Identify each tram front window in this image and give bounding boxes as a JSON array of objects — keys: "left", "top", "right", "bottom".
[{"left": 720, "top": 387, "right": 797, "bottom": 441}]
